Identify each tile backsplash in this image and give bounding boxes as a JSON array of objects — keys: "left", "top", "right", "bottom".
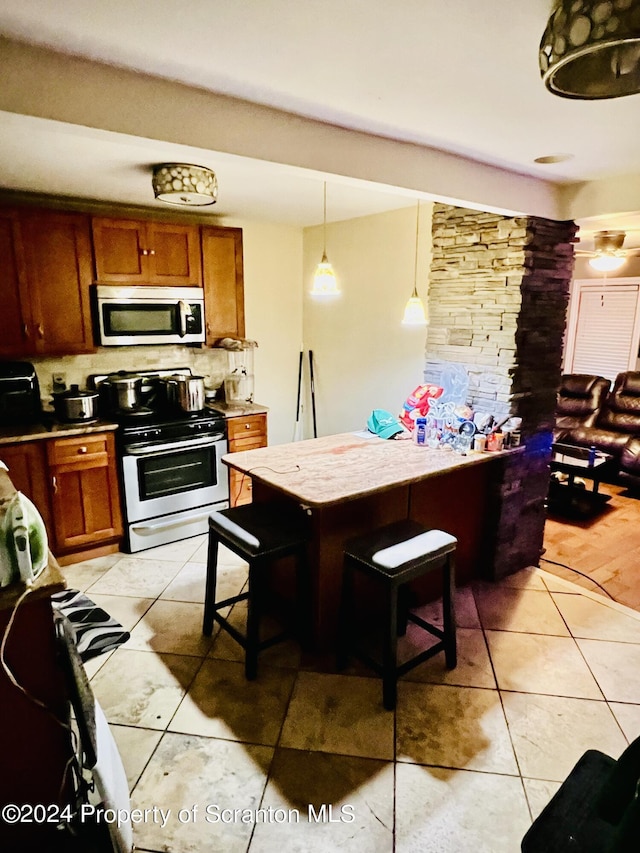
[{"left": 32, "top": 345, "right": 229, "bottom": 406}]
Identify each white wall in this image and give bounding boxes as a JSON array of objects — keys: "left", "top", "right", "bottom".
[
  {"left": 222, "top": 217, "right": 303, "bottom": 445},
  {"left": 302, "top": 205, "right": 431, "bottom": 437}
]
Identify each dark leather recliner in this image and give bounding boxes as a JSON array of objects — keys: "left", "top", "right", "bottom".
[
  {"left": 554, "top": 374, "right": 610, "bottom": 442},
  {"left": 571, "top": 371, "right": 640, "bottom": 458}
]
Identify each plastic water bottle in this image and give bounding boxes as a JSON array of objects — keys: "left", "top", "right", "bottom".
[
  {"left": 414, "top": 417, "right": 427, "bottom": 446},
  {"left": 588, "top": 445, "right": 596, "bottom": 466}
]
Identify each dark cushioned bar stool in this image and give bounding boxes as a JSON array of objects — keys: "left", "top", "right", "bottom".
[
  {"left": 338, "top": 519, "right": 457, "bottom": 710},
  {"left": 203, "top": 503, "right": 309, "bottom": 680}
]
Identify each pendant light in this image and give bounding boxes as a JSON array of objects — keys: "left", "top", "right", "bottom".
[
  {"left": 311, "top": 182, "right": 339, "bottom": 297},
  {"left": 402, "top": 201, "right": 428, "bottom": 326}
]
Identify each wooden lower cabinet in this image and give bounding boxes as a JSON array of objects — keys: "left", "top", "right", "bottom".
[
  {"left": 46, "top": 433, "right": 123, "bottom": 556},
  {"left": 227, "top": 413, "right": 267, "bottom": 506},
  {"left": 0, "top": 440, "right": 53, "bottom": 533},
  {"left": 0, "top": 432, "right": 123, "bottom": 562}
]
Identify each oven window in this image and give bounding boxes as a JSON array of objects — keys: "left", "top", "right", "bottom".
[
  {"left": 103, "top": 304, "right": 178, "bottom": 336},
  {"left": 137, "top": 446, "right": 217, "bottom": 499}
]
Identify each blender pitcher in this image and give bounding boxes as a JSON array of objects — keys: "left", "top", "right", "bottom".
[{"left": 222, "top": 339, "right": 256, "bottom": 402}]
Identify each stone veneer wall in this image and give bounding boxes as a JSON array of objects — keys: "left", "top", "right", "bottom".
[{"left": 426, "top": 203, "right": 577, "bottom": 578}]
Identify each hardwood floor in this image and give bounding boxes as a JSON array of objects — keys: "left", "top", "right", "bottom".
[{"left": 542, "top": 482, "right": 640, "bottom": 611}]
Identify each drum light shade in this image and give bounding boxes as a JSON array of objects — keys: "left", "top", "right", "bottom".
[
  {"left": 152, "top": 163, "right": 218, "bottom": 206},
  {"left": 540, "top": 0, "right": 640, "bottom": 99}
]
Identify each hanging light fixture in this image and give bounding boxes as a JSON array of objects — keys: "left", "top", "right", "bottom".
[
  {"left": 588, "top": 230, "right": 628, "bottom": 271},
  {"left": 152, "top": 163, "right": 218, "bottom": 206},
  {"left": 311, "top": 182, "right": 339, "bottom": 297},
  {"left": 539, "top": 1, "right": 640, "bottom": 99},
  {"left": 401, "top": 201, "right": 428, "bottom": 326}
]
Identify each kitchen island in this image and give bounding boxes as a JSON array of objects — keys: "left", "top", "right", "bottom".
[{"left": 223, "top": 432, "right": 518, "bottom": 649}]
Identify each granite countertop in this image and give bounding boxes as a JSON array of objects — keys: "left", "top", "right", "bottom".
[
  {"left": 207, "top": 401, "right": 269, "bottom": 418},
  {"left": 223, "top": 431, "right": 519, "bottom": 507},
  {"left": 0, "top": 419, "right": 120, "bottom": 446}
]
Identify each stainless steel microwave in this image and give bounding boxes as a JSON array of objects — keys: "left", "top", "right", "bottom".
[{"left": 95, "top": 285, "right": 205, "bottom": 346}]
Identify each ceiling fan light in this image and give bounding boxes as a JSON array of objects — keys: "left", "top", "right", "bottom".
[
  {"left": 152, "top": 163, "right": 218, "bottom": 206},
  {"left": 589, "top": 253, "right": 627, "bottom": 271}
]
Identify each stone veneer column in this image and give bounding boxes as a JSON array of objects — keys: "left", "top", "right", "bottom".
[{"left": 426, "top": 204, "right": 577, "bottom": 579}]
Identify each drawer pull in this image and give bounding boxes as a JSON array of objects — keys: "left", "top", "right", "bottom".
[
  {"left": 77, "top": 446, "right": 88, "bottom": 454},
  {"left": 245, "top": 423, "right": 251, "bottom": 429}
]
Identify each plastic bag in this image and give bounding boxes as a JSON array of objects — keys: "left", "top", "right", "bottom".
[{"left": 399, "top": 384, "right": 443, "bottom": 431}]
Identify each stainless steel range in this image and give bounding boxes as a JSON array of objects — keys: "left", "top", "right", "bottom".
[{"left": 90, "top": 369, "right": 229, "bottom": 552}]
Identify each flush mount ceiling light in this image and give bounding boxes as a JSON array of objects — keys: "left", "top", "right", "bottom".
[
  {"left": 401, "top": 201, "right": 428, "bottom": 327},
  {"left": 587, "top": 230, "right": 628, "bottom": 270},
  {"left": 539, "top": 0, "right": 640, "bottom": 99},
  {"left": 533, "top": 153, "right": 575, "bottom": 164},
  {"left": 311, "top": 182, "right": 340, "bottom": 297},
  {"left": 152, "top": 163, "right": 218, "bottom": 206}
]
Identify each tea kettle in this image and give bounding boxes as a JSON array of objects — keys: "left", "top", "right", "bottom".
[{"left": 0, "top": 491, "right": 48, "bottom": 587}]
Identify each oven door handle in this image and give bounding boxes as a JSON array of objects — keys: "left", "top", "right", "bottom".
[
  {"left": 131, "top": 509, "right": 215, "bottom": 532},
  {"left": 125, "top": 435, "right": 226, "bottom": 456}
]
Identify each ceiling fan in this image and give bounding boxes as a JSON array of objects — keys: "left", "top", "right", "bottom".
[{"left": 575, "top": 230, "right": 640, "bottom": 272}]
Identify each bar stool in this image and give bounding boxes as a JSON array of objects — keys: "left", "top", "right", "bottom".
[
  {"left": 203, "top": 503, "right": 309, "bottom": 680},
  {"left": 338, "top": 519, "right": 457, "bottom": 710}
]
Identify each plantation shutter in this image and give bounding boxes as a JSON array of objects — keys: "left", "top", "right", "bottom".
[{"left": 569, "top": 285, "right": 640, "bottom": 382}]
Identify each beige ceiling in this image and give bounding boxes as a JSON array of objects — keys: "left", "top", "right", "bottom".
[{"left": 0, "top": 0, "right": 639, "bottom": 243}]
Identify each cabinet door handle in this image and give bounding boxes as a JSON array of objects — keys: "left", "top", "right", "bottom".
[
  {"left": 140, "top": 248, "right": 148, "bottom": 256},
  {"left": 37, "top": 323, "right": 45, "bottom": 338},
  {"left": 148, "top": 249, "right": 156, "bottom": 256},
  {"left": 77, "top": 446, "right": 88, "bottom": 454},
  {"left": 52, "top": 475, "right": 58, "bottom": 493},
  {"left": 23, "top": 323, "right": 30, "bottom": 338}
]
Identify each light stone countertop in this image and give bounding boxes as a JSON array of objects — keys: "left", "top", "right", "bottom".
[
  {"left": 223, "top": 431, "right": 518, "bottom": 507},
  {"left": 207, "top": 401, "right": 269, "bottom": 418},
  {"left": 0, "top": 420, "right": 119, "bottom": 446}
]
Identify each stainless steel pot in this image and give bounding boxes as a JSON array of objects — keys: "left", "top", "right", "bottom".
[
  {"left": 166, "top": 375, "right": 205, "bottom": 413},
  {"left": 53, "top": 385, "right": 100, "bottom": 423},
  {"left": 106, "top": 376, "right": 145, "bottom": 411}
]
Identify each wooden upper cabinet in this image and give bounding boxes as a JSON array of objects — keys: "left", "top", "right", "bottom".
[
  {"left": 15, "top": 209, "right": 95, "bottom": 356},
  {"left": 201, "top": 225, "right": 245, "bottom": 344},
  {"left": 92, "top": 217, "right": 202, "bottom": 285},
  {"left": 0, "top": 209, "right": 32, "bottom": 357}
]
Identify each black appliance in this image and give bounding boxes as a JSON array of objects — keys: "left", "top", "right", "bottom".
[
  {"left": 88, "top": 368, "right": 229, "bottom": 553},
  {"left": 0, "top": 361, "right": 43, "bottom": 426}
]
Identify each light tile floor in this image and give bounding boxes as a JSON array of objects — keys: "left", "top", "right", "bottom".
[{"left": 63, "top": 536, "right": 640, "bottom": 853}]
